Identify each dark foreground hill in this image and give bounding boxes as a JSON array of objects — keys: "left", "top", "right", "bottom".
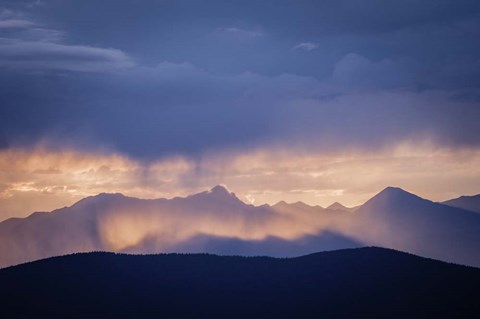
[{"left": 1, "top": 247, "right": 479, "bottom": 318}]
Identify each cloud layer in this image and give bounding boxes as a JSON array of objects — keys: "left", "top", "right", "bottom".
[
  {"left": 2, "top": 143, "right": 480, "bottom": 220},
  {"left": 0, "top": 1, "right": 479, "bottom": 217},
  {"left": 1, "top": 1, "right": 479, "bottom": 157},
  {"left": 0, "top": 7, "right": 133, "bottom": 72}
]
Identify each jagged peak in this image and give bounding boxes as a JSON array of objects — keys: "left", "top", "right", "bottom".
[{"left": 186, "top": 185, "right": 245, "bottom": 205}]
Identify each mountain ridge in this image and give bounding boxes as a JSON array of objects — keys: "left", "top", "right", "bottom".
[
  {"left": 442, "top": 194, "right": 480, "bottom": 213},
  {"left": 2, "top": 185, "right": 419, "bottom": 223},
  {"left": 1, "top": 185, "right": 480, "bottom": 268}
]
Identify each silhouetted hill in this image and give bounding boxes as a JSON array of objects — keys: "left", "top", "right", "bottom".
[
  {"left": 442, "top": 194, "right": 480, "bottom": 213},
  {"left": 0, "top": 247, "right": 478, "bottom": 318}
]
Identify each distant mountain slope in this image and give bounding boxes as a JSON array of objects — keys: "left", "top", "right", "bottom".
[
  {"left": 0, "top": 186, "right": 358, "bottom": 267},
  {"left": 1, "top": 247, "right": 478, "bottom": 319},
  {"left": 353, "top": 187, "right": 480, "bottom": 266},
  {"left": 170, "top": 231, "right": 362, "bottom": 257},
  {"left": 442, "top": 194, "right": 480, "bottom": 213},
  {"left": 1, "top": 185, "right": 480, "bottom": 268}
]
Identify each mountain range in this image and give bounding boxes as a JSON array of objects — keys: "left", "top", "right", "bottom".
[
  {"left": 1, "top": 247, "right": 479, "bottom": 318},
  {"left": 1, "top": 185, "right": 480, "bottom": 268}
]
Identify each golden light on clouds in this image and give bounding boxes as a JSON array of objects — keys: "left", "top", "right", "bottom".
[
  {"left": 97, "top": 204, "right": 322, "bottom": 252},
  {"left": 1, "top": 142, "right": 480, "bottom": 221}
]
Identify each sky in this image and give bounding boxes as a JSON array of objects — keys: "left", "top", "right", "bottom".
[{"left": 1, "top": 0, "right": 480, "bottom": 220}]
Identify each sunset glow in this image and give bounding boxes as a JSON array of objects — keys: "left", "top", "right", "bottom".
[
  {"left": 1, "top": 0, "right": 480, "bottom": 273},
  {"left": 2, "top": 142, "right": 480, "bottom": 221},
  {"left": 2, "top": 2, "right": 480, "bottom": 318}
]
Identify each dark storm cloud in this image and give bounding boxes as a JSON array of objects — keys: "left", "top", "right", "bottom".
[
  {"left": 0, "top": 0, "right": 480, "bottom": 159},
  {"left": 0, "top": 8, "right": 133, "bottom": 72}
]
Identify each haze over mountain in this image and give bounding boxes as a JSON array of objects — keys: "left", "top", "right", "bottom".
[
  {"left": 352, "top": 187, "right": 480, "bottom": 266},
  {"left": 1, "top": 247, "right": 479, "bottom": 318},
  {"left": 326, "top": 202, "right": 354, "bottom": 212},
  {"left": 1, "top": 185, "right": 480, "bottom": 268},
  {"left": 442, "top": 194, "right": 480, "bottom": 213}
]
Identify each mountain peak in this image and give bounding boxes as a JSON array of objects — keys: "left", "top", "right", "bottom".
[
  {"left": 360, "top": 186, "right": 426, "bottom": 210},
  {"left": 378, "top": 186, "right": 414, "bottom": 198},
  {"left": 208, "top": 185, "right": 231, "bottom": 195},
  {"left": 96, "top": 192, "right": 126, "bottom": 199},
  {"left": 292, "top": 201, "right": 314, "bottom": 209},
  {"left": 327, "top": 202, "right": 347, "bottom": 210},
  {"left": 188, "top": 184, "right": 244, "bottom": 204},
  {"left": 273, "top": 201, "right": 309, "bottom": 208}
]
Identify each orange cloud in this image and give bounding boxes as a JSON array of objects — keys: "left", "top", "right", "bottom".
[{"left": 1, "top": 142, "right": 480, "bottom": 221}]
